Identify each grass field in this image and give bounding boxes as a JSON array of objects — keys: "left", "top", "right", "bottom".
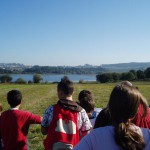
[{"left": 0, "top": 81, "right": 150, "bottom": 149}]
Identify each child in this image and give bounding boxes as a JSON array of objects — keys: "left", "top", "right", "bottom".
[
  {"left": 41, "top": 78, "right": 92, "bottom": 150},
  {"left": 121, "top": 81, "right": 150, "bottom": 128},
  {"left": 78, "top": 90, "right": 102, "bottom": 127},
  {"left": 0, "top": 90, "right": 42, "bottom": 150}
]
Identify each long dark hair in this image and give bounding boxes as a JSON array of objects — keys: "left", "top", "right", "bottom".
[{"left": 108, "top": 85, "right": 147, "bottom": 150}]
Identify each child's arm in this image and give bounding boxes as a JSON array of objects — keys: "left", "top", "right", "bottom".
[
  {"left": 79, "top": 109, "right": 92, "bottom": 139},
  {"left": 41, "top": 106, "right": 53, "bottom": 135},
  {"left": 27, "top": 112, "right": 42, "bottom": 124}
]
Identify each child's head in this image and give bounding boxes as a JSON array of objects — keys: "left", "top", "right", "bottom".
[
  {"left": 108, "top": 83, "right": 147, "bottom": 149},
  {"left": 57, "top": 77, "right": 74, "bottom": 97},
  {"left": 78, "top": 90, "right": 95, "bottom": 114},
  {"left": 108, "top": 85, "right": 145, "bottom": 124},
  {"left": 7, "top": 90, "right": 22, "bottom": 108}
]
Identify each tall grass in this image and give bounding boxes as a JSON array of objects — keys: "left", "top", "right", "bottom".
[{"left": 0, "top": 81, "right": 150, "bottom": 149}]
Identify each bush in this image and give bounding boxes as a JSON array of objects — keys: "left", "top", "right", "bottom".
[
  {"left": 15, "top": 78, "right": 27, "bottom": 84},
  {"left": 28, "top": 80, "right": 32, "bottom": 84},
  {"left": 79, "top": 79, "right": 84, "bottom": 84},
  {"left": 33, "top": 74, "right": 43, "bottom": 83},
  {"left": 0, "top": 74, "right": 12, "bottom": 83}
]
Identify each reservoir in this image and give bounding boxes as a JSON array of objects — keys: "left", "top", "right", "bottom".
[{"left": 8, "top": 74, "right": 96, "bottom": 82}]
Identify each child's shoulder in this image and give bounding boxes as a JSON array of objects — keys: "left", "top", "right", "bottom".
[
  {"left": 2, "top": 109, "right": 31, "bottom": 116},
  {"left": 44, "top": 105, "right": 54, "bottom": 114}
]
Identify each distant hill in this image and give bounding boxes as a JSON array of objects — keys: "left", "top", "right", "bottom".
[
  {"left": 0, "top": 62, "right": 150, "bottom": 74},
  {"left": 0, "top": 63, "right": 106, "bottom": 74},
  {"left": 23, "top": 65, "right": 106, "bottom": 74},
  {"left": 101, "top": 62, "right": 150, "bottom": 72}
]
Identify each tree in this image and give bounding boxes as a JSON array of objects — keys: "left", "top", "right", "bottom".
[
  {"left": 0, "top": 74, "right": 12, "bottom": 83},
  {"left": 79, "top": 79, "right": 84, "bottom": 84},
  {"left": 136, "top": 70, "right": 145, "bottom": 80},
  {"left": 120, "top": 72, "right": 136, "bottom": 81},
  {"left": 111, "top": 72, "right": 121, "bottom": 82},
  {"left": 145, "top": 67, "right": 150, "bottom": 78},
  {"left": 28, "top": 80, "right": 33, "bottom": 84},
  {"left": 96, "top": 73, "right": 113, "bottom": 83},
  {"left": 15, "top": 78, "right": 27, "bottom": 84},
  {"left": 129, "top": 70, "right": 137, "bottom": 80},
  {"left": 33, "top": 74, "right": 43, "bottom": 83}
]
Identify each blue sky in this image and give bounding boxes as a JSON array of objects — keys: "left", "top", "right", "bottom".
[{"left": 0, "top": 0, "right": 150, "bottom": 66}]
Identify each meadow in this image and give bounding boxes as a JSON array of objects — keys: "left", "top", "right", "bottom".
[{"left": 0, "top": 81, "right": 150, "bottom": 149}]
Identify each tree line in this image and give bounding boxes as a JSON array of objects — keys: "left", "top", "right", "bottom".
[
  {"left": 96, "top": 67, "right": 150, "bottom": 83},
  {"left": 0, "top": 74, "right": 43, "bottom": 84},
  {"left": 1, "top": 67, "right": 150, "bottom": 84},
  {"left": 0, "top": 65, "right": 105, "bottom": 74}
]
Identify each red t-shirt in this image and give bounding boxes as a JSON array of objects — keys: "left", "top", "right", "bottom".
[
  {"left": 132, "top": 104, "right": 150, "bottom": 129},
  {"left": 0, "top": 109, "right": 41, "bottom": 150}
]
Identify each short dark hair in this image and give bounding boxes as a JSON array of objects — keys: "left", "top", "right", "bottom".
[
  {"left": 57, "top": 77, "right": 74, "bottom": 96},
  {"left": 78, "top": 90, "right": 95, "bottom": 113},
  {"left": 7, "top": 90, "right": 22, "bottom": 107}
]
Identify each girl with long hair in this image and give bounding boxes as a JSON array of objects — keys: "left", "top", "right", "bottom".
[{"left": 73, "top": 85, "right": 150, "bottom": 150}]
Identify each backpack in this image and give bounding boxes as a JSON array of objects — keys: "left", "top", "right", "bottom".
[{"left": 44, "top": 99, "right": 82, "bottom": 150}]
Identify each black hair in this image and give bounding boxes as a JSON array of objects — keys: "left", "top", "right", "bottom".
[
  {"left": 7, "top": 90, "right": 22, "bottom": 107},
  {"left": 94, "top": 107, "right": 112, "bottom": 128}
]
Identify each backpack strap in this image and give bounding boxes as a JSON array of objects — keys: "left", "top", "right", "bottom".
[{"left": 57, "top": 99, "right": 82, "bottom": 112}]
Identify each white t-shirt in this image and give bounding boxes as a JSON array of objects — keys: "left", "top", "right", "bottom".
[{"left": 73, "top": 125, "right": 150, "bottom": 150}]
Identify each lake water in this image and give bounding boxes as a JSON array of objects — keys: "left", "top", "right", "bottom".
[{"left": 9, "top": 74, "right": 96, "bottom": 82}]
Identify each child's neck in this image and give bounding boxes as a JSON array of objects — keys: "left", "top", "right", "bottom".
[
  {"left": 60, "top": 95, "right": 73, "bottom": 101},
  {"left": 11, "top": 104, "right": 20, "bottom": 110}
]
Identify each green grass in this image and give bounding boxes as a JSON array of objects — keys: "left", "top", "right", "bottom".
[{"left": 0, "top": 81, "right": 150, "bottom": 149}]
